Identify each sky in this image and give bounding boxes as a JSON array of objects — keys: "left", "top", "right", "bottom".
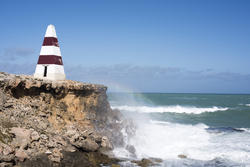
[{"left": 0, "top": 0, "right": 250, "bottom": 93}]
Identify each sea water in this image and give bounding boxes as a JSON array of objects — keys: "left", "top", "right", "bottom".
[{"left": 108, "top": 93, "right": 250, "bottom": 167}]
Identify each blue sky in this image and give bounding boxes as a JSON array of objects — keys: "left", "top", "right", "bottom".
[{"left": 0, "top": 0, "right": 250, "bottom": 93}]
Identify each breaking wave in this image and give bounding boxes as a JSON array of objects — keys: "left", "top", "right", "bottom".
[
  {"left": 110, "top": 93, "right": 250, "bottom": 166},
  {"left": 111, "top": 105, "right": 229, "bottom": 114},
  {"left": 113, "top": 120, "right": 250, "bottom": 166}
]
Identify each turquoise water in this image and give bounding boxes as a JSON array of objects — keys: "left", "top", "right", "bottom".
[
  {"left": 109, "top": 93, "right": 250, "bottom": 128},
  {"left": 108, "top": 93, "right": 250, "bottom": 167}
]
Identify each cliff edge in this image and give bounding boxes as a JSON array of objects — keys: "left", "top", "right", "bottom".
[{"left": 0, "top": 72, "right": 125, "bottom": 167}]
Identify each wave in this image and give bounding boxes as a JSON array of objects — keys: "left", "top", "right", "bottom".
[
  {"left": 113, "top": 120, "right": 250, "bottom": 165},
  {"left": 246, "top": 104, "right": 250, "bottom": 107},
  {"left": 111, "top": 105, "right": 229, "bottom": 114}
]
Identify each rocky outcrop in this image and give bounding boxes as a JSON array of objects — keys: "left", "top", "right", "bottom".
[
  {"left": 0, "top": 72, "right": 126, "bottom": 166},
  {"left": 131, "top": 158, "right": 163, "bottom": 167}
]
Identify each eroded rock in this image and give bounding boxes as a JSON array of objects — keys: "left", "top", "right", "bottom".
[
  {"left": 101, "top": 136, "right": 113, "bottom": 150},
  {"left": 72, "top": 138, "right": 99, "bottom": 152},
  {"left": 0, "top": 72, "right": 127, "bottom": 165},
  {"left": 10, "top": 127, "right": 31, "bottom": 149},
  {"left": 15, "top": 149, "right": 28, "bottom": 162},
  {"left": 0, "top": 162, "right": 13, "bottom": 167},
  {"left": 0, "top": 154, "right": 15, "bottom": 162},
  {"left": 30, "top": 131, "right": 40, "bottom": 142}
]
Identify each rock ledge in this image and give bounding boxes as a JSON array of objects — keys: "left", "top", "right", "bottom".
[{"left": 0, "top": 72, "right": 124, "bottom": 166}]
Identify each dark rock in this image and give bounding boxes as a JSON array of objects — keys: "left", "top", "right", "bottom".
[
  {"left": 0, "top": 154, "right": 15, "bottom": 162},
  {"left": 60, "top": 151, "right": 121, "bottom": 167},
  {"left": 132, "top": 158, "right": 163, "bottom": 167},
  {"left": 206, "top": 127, "right": 244, "bottom": 133},
  {"left": 0, "top": 162, "right": 13, "bottom": 167},
  {"left": 72, "top": 138, "right": 99, "bottom": 152},
  {"left": 178, "top": 154, "right": 187, "bottom": 159},
  {"left": 125, "top": 144, "right": 136, "bottom": 155},
  {"left": 20, "top": 151, "right": 121, "bottom": 167},
  {"left": 19, "top": 154, "right": 53, "bottom": 167},
  {"left": 132, "top": 158, "right": 154, "bottom": 167}
]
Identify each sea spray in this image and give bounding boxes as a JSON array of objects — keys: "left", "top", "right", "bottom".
[{"left": 109, "top": 93, "right": 250, "bottom": 166}]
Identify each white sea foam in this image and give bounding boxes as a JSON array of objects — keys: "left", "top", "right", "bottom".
[
  {"left": 113, "top": 121, "right": 250, "bottom": 166},
  {"left": 111, "top": 105, "right": 228, "bottom": 114},
  {"left": 246, "top": 104, "right": 250, "bottom": 107},
  {"left": 110, "top": 94, "right": 250, "bottom": 166}
]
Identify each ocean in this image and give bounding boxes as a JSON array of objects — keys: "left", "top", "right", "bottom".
[{"left": 108, "top": 93, "right": 250, "bottom": 167}]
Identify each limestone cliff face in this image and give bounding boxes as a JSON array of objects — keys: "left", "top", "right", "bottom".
[
  {"left": 0, "top": 72, "right": 108, "bottom": 128},
  {"left": 0, "top": 72, "right": 124, "bottom": 166}
]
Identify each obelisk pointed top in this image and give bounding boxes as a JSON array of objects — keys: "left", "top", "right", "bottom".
[{"left": 45, "top": 24, "right": 57, "bottom": 38}]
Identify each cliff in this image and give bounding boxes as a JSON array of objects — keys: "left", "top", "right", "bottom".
[{"left": 0, "top": 72, "right": 126, "bottom": 167}]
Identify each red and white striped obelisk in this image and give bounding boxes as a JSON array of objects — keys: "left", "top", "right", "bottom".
[{"left": 34, "top": 24, "right": 66, "bottom": 80}]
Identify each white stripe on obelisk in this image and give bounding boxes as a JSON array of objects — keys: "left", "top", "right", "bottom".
[
  {"left": 34, "top": 64, "right": 65, "bottom": 80},
  {"left": 40, "top": 46, "right": 61, "bottom": 56}
]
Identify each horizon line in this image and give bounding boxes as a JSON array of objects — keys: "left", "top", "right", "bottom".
[{"left": 107, "top": 92, "right": 250, "bottom": 95}]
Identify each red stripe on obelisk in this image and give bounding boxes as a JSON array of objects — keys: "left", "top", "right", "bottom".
[
  {"left": 42, "top": 37, "right": 59, "bottom": 47},
  {"left": 37, "top": 55, "right": 63, "bottom": 65}
]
